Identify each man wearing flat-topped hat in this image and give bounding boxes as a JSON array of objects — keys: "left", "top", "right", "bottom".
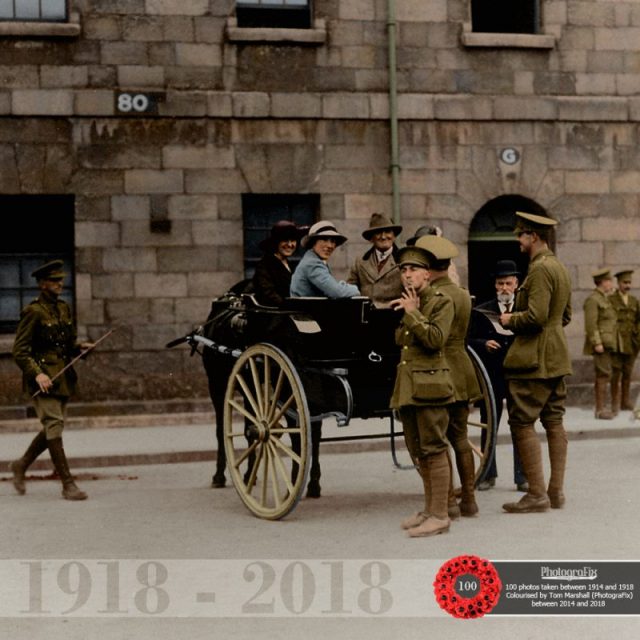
[
  {"left": 610, "top": 269, "right": 640, "bottom": 414},
  {"left": 347, "top": 213, "right": 403, "bottom": 308},
  {"left": 11, "top": 260, "right": 94, "bottom": 501},
  {"left": 500, "top": 212, "right": 572, "bottom": 514},
  {"left": 583, "top": 268, "right": 617, "bottom": 420},
  {"left": 415, "top": 234, "right": 481, "bottom": 520}
]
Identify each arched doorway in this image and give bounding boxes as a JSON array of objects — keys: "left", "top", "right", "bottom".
[{"left": 468, "top": 195, "right": 551, "bottom": 304}]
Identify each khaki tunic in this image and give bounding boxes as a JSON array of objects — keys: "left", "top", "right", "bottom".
[
  {"left": 347, "top": 247, "right": 403, "bottom": 308},
  {"left": 13, "top": 293, "right": 80, "bottom": 398},
  {"left": 429, "top": 276, "right": 481, "bottom": 402},
  {"left": 583, "top": 289, "right": 617, "bottom": 355},
  {"left": 610, "top": 290, "right": 640, "bottom": 355},
  {"left": 389, "top": 287, "right": 455, "bottom": 409},
  {"left": 504, "top": 249, "right": 573, "bottom": 380}
]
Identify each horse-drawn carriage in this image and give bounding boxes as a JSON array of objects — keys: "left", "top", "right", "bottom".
[{"left": 168, "top": 290, "right": 498, "bottom": 521}]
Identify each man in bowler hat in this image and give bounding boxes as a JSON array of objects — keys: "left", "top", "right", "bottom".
[
  {"left": 11, "top": 260, "right": 94, "bottom": 500},
  {"left": 468, "top": 260, "right": 527, "bottom": 492}
]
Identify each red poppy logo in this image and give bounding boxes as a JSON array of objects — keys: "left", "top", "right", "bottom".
[{"left": 434, "top": 555, "right": 502, "bottom": 619}]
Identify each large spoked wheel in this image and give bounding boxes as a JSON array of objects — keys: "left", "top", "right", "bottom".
[
  {"left": 223, "top": 343, "right": 311, "bottom": 520},
  {"left": 466, "top": 346, "right": 498, "bottom": 484}
]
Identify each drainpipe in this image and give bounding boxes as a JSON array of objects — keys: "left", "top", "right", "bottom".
[{"left": 387, "top": 0, "right": 401, "bottom": 225}]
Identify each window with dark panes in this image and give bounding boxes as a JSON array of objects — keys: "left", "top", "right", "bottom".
[
  {"left": 471, "top": 0, "right": 540, "bottom": 34},
  {"left": 0, "top": 0, "right": 68, "bottom": 21},
  {"left": 236, "top": 0, "right": 313, "bottom": 29},
  {"left": 0, "top": 195, "right": 75, "bottom": 333},
  {"left": 242, "top": 194, "right": 318, "bottom": 279}
]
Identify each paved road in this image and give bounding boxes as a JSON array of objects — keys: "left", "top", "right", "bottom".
[{"left": 1, "top": 434, "right": 640, "bottom": 639}]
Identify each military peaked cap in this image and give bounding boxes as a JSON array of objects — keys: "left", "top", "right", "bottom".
[
  {"left": 514, "top": 211, "right": 559, "bottom": 233},
  {"left": 414, "top": 235, "right": 459, "bottom": 260},
  {"left": 397, "top": 246, "right": 431, "bottom": 269},
  {"left": 31, "top": 259, "right": 66, "bottom": 280},
  {"left": 615, "top": 269, "right": 634, "bottom": 280},
  {"left": 591, "top": 267, "right": 612, "bottom": 282}
]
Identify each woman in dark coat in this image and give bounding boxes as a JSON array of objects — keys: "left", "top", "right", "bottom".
[{"left": 253, "top": 220, "right": 304, "bottom": 306}]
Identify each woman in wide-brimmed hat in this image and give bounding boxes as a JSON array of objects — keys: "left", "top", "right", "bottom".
[
  {"left": 347, "top": 212, "right": 403, "bottom": 307},
  {"left": 290, "top": 221, "right": 360, "bottom": 298},
  {"left": 252, "top": 220, "right": 305, "bottom": 306}
]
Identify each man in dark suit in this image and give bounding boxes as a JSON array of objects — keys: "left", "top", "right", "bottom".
[{"left": 468, "top": 260, "right": 527, "bottom": 492}]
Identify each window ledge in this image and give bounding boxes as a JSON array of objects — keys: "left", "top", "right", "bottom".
[
  {"left": 0, "top": 13, "right": 80, "bottom": 38},
  {"left": 225, "top": 17, "right": 326, "bottom": 45},
  {"left": 461, "top": 32, "right": 555, "bottom": 49}
]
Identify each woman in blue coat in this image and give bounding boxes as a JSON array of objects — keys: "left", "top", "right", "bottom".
[{"left": 290, "top": 221, "right": 360, "bottom": 298}]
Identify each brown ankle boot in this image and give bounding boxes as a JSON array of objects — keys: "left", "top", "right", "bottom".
[
  {"left": 456, "top": 450, "right": 479, "bottom": 517},
  {"left": 503, "top": 424, "right": 550, "bottom": 513},
  {"left": 544, "top": 421, "right": 567, "bottom": 509},
  {"left": 10, "top": 431, "right": 48, "bottom": 495},
  {"left": 48, "top": 438, "right": 87, "bottom": 501}
]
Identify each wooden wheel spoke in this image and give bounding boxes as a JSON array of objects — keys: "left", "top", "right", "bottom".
[
  {"left": 469, "top": 441, "right": 483, "bottom": 458},
  {"left": 232, "top": 439, "right": 259, "bottom": 468},
  {"left": 245, "top": 444, "right": 264, "bottom": 494},
  {"left": 270, "top": 435, "right": 302, "bottom": 466},
  {"left": 467, "top": 419, "right": 488, "bottom": 430},
  {"left": 249, "top": 357, "right": 265, "bottom": 417},
  {"left": 270, "top": 394, "right": 295, "bottom": 426},
  {"left": 235, "top": 372, "right": 262, "bottom": 420},
  {"left": 267, "top": 441, "right": 294, "bottom": 497},
  {"left": 261, "top": 443, "right": 269, "bottom": 506},
  {"left": 270, "top": 426, "right": 302, "bottom": 435},
  {"left": 267, "top": 369, "right": 285, "bottom": 423},
  {"left": 266, "top": 442, "right": 284, "bottom": 508},
  {"left": 228, "top": 398, "right": 261, "bottom": 428}
]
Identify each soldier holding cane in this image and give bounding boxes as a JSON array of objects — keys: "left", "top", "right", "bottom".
[{"left": 10, "top": 260, "right": 95, "bottom": 500}]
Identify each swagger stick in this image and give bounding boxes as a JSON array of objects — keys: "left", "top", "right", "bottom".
[{"left": 31, "top": 329, "right": 115, "bottom": 398}]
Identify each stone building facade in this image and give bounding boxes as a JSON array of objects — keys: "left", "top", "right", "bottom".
[{"left": 0, "top": 0, "right": 639, "bottom": 409}]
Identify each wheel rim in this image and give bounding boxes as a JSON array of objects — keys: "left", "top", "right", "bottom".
[
  {"left": 466, "top": 346, "right": 498, "bottom": 483},
  {"left": 223, "top": 343, "right": 310, "bottom": 520}
]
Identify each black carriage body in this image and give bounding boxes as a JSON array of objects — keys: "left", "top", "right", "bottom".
[{"left": 244, "top": 297, "right": 402, "bottom": 424}]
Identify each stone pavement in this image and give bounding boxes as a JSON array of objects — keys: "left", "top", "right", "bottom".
[{"left": 0, "top": 406, "right": 638, "bottom": 472}]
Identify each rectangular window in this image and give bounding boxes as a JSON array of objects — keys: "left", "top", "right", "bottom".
[
  {"left": 242, "top": 194, "right": 318, "bottom": 279},
  {"left": 236, "top": 0, "right": 313, "bottom": 29},
  {"left": 471, "top": 0, "right": 539, "bottom": 34},
  {"left": 0, "top": 195, "right": 75, "bottom": 333},
  {"left": 0, "top": 0, "right": 67, "bottom": 21}
]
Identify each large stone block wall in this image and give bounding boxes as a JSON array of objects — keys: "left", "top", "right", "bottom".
[{"left": 2, "top": 1, "right": 640, "bottom": 404}]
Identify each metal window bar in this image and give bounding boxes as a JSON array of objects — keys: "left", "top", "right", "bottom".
[{"left": 0, "top": 0, "right": 67, "bottom": 21}]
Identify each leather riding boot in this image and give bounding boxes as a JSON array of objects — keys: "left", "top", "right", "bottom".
[
  {"left": 47, "top": 438, "right": 87, "bottom": 501},
  {"left": 401, "top": 463, "right": 430, "bottom": 530},
  {"left": 621, "top": 374, "right": 634, "bottom": 411},
  {"left": 544, "top": 421, "right": 568, "bottom": 509},
  {"left": 446, "top": 450, "right": 460, "bottom": 519},
  {"left": 9, "top": 431, "right": 48, "bottom": 495},
  {"left": 503, "top": 424, "right": 550, "bottom": 513},
  {"left": 595, "top": 378, "right": 613, "bottom": 419},
  {"left": 407, "top": 452, "right": 450, "bottom": 537},
  {"left": 610, "top": 370, "right": 621, "bottom": 417},
  {"left": 456, "top": 450, "right": 479, "bottom": 517}
]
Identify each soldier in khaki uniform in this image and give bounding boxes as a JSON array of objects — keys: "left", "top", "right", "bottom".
[
  {"left": 10, "top": 260, "right": 94, "bottom": 500},
  {"left": 414, "top": 234, "right": 482, "bottom": 518},
  {"left": 390, "top": 245, "right": 455, "bottom": 538},
  {"left": 610, "top": 270, "right": 640, "bottom": 413},
  {"left": 347, "top": 213, "right": 403, "bottom": 307},
  {"left": 500, "top": 212, "right": 572, "bottom": 514},
  {"left": 583, "top": 268, "right": 617, "bottom": 419}
]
